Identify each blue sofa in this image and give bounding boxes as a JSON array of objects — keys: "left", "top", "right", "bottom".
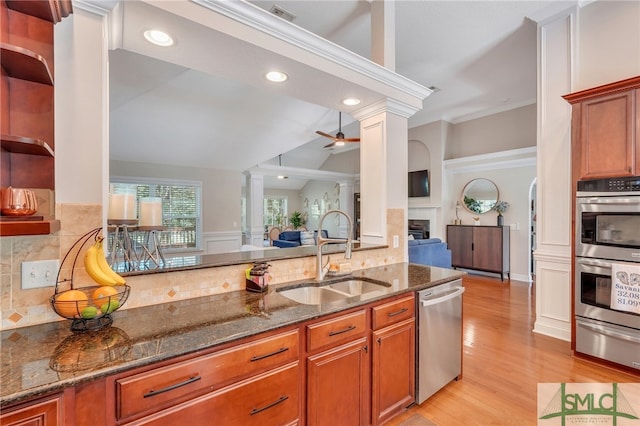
[
  {"left": 272, "top": 230, "right": 329, "bottom": 248},
  {"left": 408, "top": 238, "right": 452, "bottom": 269}
]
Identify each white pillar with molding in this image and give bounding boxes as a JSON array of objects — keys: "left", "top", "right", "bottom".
[
  {"left": 244, "top": 171, "right": 265, "bottom": 247},
  {"left": 353, "top": 99, "right": 415, "bottom": 262}
]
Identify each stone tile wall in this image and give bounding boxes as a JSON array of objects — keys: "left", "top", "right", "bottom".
[{"left": 1, "top": 204, "right": 406, "bottom": 330}]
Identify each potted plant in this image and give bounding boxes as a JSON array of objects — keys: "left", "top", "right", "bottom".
[
  {"left": 492, "top": 201, "right": 509, "bottom": 226},
  {"left": 289, "top": 211, "right": 306, "bottom": 229}
]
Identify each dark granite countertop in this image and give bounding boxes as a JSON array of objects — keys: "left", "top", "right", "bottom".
[{"left": 0, "top": 263, "right": 464, "bottom": 407}]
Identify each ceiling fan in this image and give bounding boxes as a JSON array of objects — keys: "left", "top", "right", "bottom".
[{"left": 316, "top": 112, "right": 360, "bottom": 149}]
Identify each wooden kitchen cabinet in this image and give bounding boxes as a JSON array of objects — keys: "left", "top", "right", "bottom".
[
  {"left": 563, "top": 76, "right": 640, "bottom": 181},
  {"left": 306, "top": 309, "right": 370, "bottom": 426},
  {"left": 307, "top": 338, "right": 369, "bottom": 426},
  {"left": 124, "top": 363, "right": 300, "bottom": 426},
  {"left": 114, "top": 329, "right": 300, "bottom": 424},
  {"left": 0, "top": 0, "right": 71, "bottom": 236},
  {"left": 371, "top": 295, "right": 415, "bottom": 426},
  {"left": 447, "top": 225, "right": 510, "bottom": 280},
  {"left": 7, "top": 289, "right": 429, "bottom": 426},
  {"left": 0, "top": 393, "right": 65, "bottom": 426}
]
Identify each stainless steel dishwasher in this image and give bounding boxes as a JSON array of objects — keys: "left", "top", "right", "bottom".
[{"left": 416, "top": 279, "right": 465, "bottom": 404}]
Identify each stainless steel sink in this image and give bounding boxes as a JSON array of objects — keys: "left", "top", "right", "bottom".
[{"left": 276, "top": 277, "right": 390, "bottom": 305}]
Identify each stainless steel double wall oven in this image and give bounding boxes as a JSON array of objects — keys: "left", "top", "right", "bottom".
[{"left": 575, "top": 177, "right": 640, "bottom": 371}]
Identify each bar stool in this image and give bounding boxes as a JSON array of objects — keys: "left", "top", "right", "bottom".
[{"left": 108, "top": 219, "right": 139, "bottom": 272}]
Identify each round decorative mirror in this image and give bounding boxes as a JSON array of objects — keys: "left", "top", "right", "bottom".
[{"left": 461, "top": 178, "right": 499, "bottom": 214}]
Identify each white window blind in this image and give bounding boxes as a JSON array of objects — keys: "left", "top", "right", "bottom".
[{"left": 110, "top": 178, "right": 202, "bottom": 252}]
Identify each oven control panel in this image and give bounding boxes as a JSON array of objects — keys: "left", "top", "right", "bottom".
[{"left": 577, "top": 176, "right": 640, "bottom": 192}]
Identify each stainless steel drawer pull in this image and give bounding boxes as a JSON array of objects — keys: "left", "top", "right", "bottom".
[
  {"left": 387, "top": 307, "right": 408, "bottom": 317},
  {"left": 250, "top": 347, "right": 289, "bottom": 362},
  {"left": 250, "top": 395, "right": 289, "bottom": 415},
  {"left": 143, "top": 375, "right": 201, "bottom": 398},
  {"left": 328, "top": 325, "right": 356, "bottom": 336}
]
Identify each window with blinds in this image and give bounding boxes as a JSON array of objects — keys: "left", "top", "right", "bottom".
[
  {"left": 109, "top": 178, "right": 202, "bottom": 252},
  {"left": 264, "top": 196, "right": 288, "bottom": 227}
]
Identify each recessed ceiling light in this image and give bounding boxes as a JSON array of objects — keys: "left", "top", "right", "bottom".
[
  {"left": 266, "top": 71, "right": 288, "bottom": 82},
  {"left": 342, "top": 98, "right": 361, "bottom": 106},
  {"left": 144, "top": 30, "right": 174, "bottom": 47}
]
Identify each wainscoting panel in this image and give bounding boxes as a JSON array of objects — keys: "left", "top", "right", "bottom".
[{"left": 203, "top": 231, "right": 243, "bottom": 254}]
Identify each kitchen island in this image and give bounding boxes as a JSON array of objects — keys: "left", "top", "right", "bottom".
[{"left": 1, "top": 263, "right": 464, "bottom": 424}]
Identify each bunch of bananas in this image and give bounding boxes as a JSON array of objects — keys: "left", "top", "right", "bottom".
[{"left": 84, "top": 237, "right": 126, "bottom": 286}]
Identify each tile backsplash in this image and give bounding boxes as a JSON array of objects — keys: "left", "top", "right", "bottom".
[{"left": 1, "top": 205, "right": 405, "bottom": 330}]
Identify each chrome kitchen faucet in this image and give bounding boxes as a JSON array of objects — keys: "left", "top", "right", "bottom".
[{"left": 316, "top": 209, "right": 353, "bottom": 281}]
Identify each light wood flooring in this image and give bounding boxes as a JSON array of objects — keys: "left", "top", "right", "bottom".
[{"left": 388, "top": 274, "right": 640, "bottom": 426}]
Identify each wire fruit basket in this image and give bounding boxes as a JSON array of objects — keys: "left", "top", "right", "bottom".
[{"left": 50, "top": 227, "right": 130, "bottom": 332}]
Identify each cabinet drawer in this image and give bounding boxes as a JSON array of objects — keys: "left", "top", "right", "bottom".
[
  {"left": 125, "top": 362, "right": 300, "bottom": 426},
  {"left": 307, "top": 309, "right": 367, "bottom": 352},
  {"left": 372, "top": 295, "right": 415, "bottom": 330},
  {"left": 116, "top": 329, "right": 298, "bottom": 420}
]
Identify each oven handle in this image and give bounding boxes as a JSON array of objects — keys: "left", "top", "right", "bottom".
[
  {"left": 576, "top": 257, "right": 612, "bottom": 269},
  {"left": 577, "top": 196, "right": 640, "bottom": 205},
  {"left": 577, "top": 320, "right": 640, "bottom": 344}
]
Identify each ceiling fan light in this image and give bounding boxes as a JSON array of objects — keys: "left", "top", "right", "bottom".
[
  {"left": 342, "top": 98, "right": 361, "bottom": 106},
  {"left": 335, "top": 141, "right": 345, "bottom": 147},
  {"left": 266, "top": 71, "right": 288, "bottom": 82},
  {"left": 143, "top": 29, "right": 174, "bottom": 47},
  {"left": 277, "top": 175, "right": 288, "bottom": 179}
]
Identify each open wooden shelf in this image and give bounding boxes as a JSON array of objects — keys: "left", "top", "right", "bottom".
[
  {"left": 1, "top": 134, "right": 54, "bottom": 157},
  {"left": 1, "top": 43, "right": 54, "bottom": 85},
  {"left": 6, "top": 0, "right": 72, "bottom": 23},
  {"left": 0, "top": 219, "right": 60, "bottom": 236}
]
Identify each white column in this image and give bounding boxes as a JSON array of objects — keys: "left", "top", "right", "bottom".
[
  {"left": 353, "top": 99, "right": 411, "bottom": 261},
  {"left": 530, "top": 6, "right": 576, "bottom": 341},
  {"left": 338, "top": 179, "right": 355, "bottom": 239},
  {"left": 55, "top": 5, "right": 109, "bottom": 207},
  {"left": 370, "top": 0, "right": 395, "bottom": 71},
  {"left": 244, "top": 172, "right": 265, "bottom": 247}
]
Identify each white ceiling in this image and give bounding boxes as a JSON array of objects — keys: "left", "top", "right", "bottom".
[{"left": 108, "top": 0, "right": 568, "bottom": 189}]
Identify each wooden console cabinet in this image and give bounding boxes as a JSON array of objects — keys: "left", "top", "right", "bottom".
[{"left": 447, "top": 225, "right": 510, "bottom": 281}]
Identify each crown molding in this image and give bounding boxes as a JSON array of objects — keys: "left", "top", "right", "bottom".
[
  {"left": 248, "top": 164, "right": 358, "bottom": 182},
  {"left": 444, "top": 147, "right": 537, "bottom": 174},
  {"left": 191, "top": 0, "right": 431, "bottom": 104},
  {"left": 351, "top": 98, "right": 424, "bottom": 121},
  {"left": 72, "top": 0, "right": 113, "bottom": 16}
]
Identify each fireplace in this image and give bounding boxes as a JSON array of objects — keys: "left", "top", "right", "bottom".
[{"left": 408, "top": 220, "right": 430, "bottom": 239}]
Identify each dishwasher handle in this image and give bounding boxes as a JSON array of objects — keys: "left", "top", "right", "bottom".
[{"left": 420, "top": 286, "right": 465, "bottom": 307}]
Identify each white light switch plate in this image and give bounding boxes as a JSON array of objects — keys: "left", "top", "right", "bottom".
[{"left": 21, "top": 259, "right": 59, "bottom": 289}]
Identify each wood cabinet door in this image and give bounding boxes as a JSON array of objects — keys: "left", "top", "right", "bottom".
[
  {"left": 0, "top": 394, "right": 64, "bottom": 426},
  {"left": 307, "top": 337, "right": 370, "bottom": 426},
  {"left": 372, "top": 319, "right": 415, "bottom": 426},
  {"left": 447, "top": 226, "right": 473, "bottom": 268},
  {"left": 579, "top": 89, "right": 636, "bottom": 179},
  {"left": 472, "top": 227, "right": 502, "bottom": 272}
]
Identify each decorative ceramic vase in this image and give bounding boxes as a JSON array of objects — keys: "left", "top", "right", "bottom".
[{"left": 497, "top": 214, "right": 504, "bottom": 226}]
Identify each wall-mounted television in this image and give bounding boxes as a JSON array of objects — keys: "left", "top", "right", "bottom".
[{"left": 408, "top": 169, "right": 430, "bottom": 197}]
